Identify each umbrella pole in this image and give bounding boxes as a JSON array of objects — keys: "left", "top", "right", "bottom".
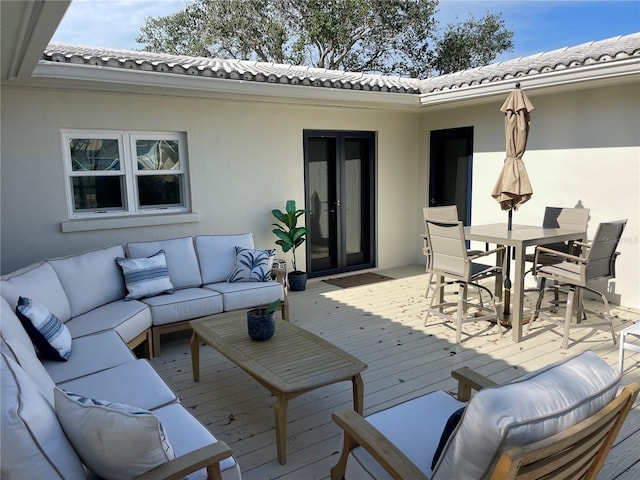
[{"left": 504, "top": 208, "right": 513, "bottom": 315}]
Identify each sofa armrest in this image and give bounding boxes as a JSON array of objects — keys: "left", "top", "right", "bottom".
[
  {"left": 451, "top": 366, "right": 498, "bottom": 401},
  {"left": 133, "top": 442, "right": 233, "bottom": 480},
  {"left": 272, "top": 267, "right": 289, "bottom": 320},
  {"left": 330, "top": 409, "right": 428, "bottom": 480}
]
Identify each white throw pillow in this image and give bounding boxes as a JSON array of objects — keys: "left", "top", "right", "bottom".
[
  {"left": 54, "top": 388, "right": 175, "bottom": 480},
  {"left": 227, "top": 246, "right": 275, "bottom": 282},
  {"left": 116, "top": 249, "right": 174, "bottom": 300},
  {"left": 15, "top": 296, "right": 72, "bottom": 361}
]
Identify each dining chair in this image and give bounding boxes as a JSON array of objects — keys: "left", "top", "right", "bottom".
[
  {"left": 528, "top": 219, "right": 627, "bottom": 349},
  {"left": 618, "top": 322, "right": 640, "bottom": 373},
  {"left": 422, "top": 206, "right": 483, "bottom": 298},
  {"left": 424, "top": 219, "right": 506, "bottom": 343}
]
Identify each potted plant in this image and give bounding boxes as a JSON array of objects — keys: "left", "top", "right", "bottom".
[
  {"left": 247, "top": 299, "right": 281, "bottom": 341},
  {"left": 272, "top": 200, "right": 310, "bottom": 291}
]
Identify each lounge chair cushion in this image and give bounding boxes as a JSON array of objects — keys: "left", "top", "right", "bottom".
[
  {"left": 140, "top": 287, "right": 223, "bottom": 327},
  {"left": 205, "top": 280, "right": 285, "bottom": 312},
  {"left": 117, "top": 249, "right": 174, "bottom": 300},
  {"left": 55, "top": 387, "right": 175, "bottom": 480},
  {"left": 228, "top": 247, "right": 276, "bottom": 283},
  {"left": 195, "top": 234, "right": 255, "bottom": 284},
  {"left": 433, "top": 351, "right": 621, "bottom": 479},
  {"left": 15, "top": 296, "right": 72, "bottom": 361},
  {"left": 127, "top": 237, "right": 202, "bottom": 289},
  {"left": 1, "top": 353, "right": 86, "bottom": 479}
]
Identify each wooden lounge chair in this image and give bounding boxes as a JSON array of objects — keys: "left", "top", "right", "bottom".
[{"left": 330, "top": 351, "right": 638, "bottom": 480}]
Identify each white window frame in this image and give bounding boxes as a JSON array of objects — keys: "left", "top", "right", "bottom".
[{"left": 61, "top": 130, "right": 190, "bottom": 218}]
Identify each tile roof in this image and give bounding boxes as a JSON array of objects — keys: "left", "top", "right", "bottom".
[{"left": 43, "top": 32, "right": 640, "bottom": 95}]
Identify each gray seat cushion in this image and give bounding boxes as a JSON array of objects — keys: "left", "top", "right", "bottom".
[
  {"left": 204, "top": 280, "right": 284, "bottom": 312},
  {"left": 141, "top": 287, "right": 223, "bottom": 326},
  {"left": 65, "top": 299, "right": 151, "bottom": 343},
  {"left": 58, "top": 359, "right": 177, "bottom": 411}
]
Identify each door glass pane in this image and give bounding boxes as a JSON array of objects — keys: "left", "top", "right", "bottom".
[
  {"left": 72, "top": 176, "right": 124, "bottom": 210},
  {"left": 137, "top": 174, "right": 182, "bottom": 207},
  {"left": 345, "top": 138, "right": 371, "bottom": 266},
  {"left": 70, "top": 139, "right": 120, "bottom": 171},
  {"left": 136, "top": 140, "right": 180, "bottom": 170},
  {"left": 308, "top": 138, "right": 337, "bottom": 270}
]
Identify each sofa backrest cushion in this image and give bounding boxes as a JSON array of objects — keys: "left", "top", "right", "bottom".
[
  {"left": 1, "top": 261, "right": 72, "bottom": 322},
  {"left": 127, "top": 237, "right": 202, "bottom": 289},
  {"left": 0, "top": 298, "right": 57, "bottom": 406},
  {"left": 195, "top": 234, "right": 256, "bottom": 284},
  {"left": 1, "top": 353, "right": 86, "bottom": 479},
  {"left": 432, "top": 351, "right": 621, "bottom": 479},
  {"left": 49, "top": 245, "right": 127, "bottom": 318}
]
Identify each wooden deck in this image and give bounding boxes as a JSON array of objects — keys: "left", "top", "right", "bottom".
[{"left": 150, "top": 265, "right": 640, "bottom": 480}]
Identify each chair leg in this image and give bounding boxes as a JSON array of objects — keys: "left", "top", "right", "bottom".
[
  {"left": 456, "top": 283, "right": 464, "bottom": 344},
  {"left": 563, "top": 288, "right": 575, "bottom": 350},
  {"left": 527, "top": 278, "right": 546, "bottom": 333},
  {"left": 619, "top": 329, "right": 626, "bottom": 373},
  {"left": 424, "top": 272, "right": 434, "bottom": 299}
]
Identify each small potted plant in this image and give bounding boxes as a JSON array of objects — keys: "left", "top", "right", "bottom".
[
  {"left": 247, "top": 299, "right": 281, "bottom": 341},
  {"left": 272, "top": 200, "right": 310, "bottom": 291}
]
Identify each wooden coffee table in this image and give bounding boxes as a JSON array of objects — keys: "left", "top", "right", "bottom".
[{"left": 190, "top": 311, "right": 367, "bottom": 464}]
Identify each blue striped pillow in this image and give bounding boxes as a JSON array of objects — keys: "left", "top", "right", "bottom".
[
  {"left": 116, "top": 250, "right": 174, "bottom": 301},
  {"left": 15, "top": 296, "right": 72, "bottom": 361}
]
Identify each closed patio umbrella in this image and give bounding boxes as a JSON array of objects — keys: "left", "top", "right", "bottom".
[{"left": 491, "top": 83, "right": 534, "bottom": 314}]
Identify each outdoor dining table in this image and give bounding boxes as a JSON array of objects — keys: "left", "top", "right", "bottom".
[{"left": 464, "top": 223, "right": 586, "bottom": 342}]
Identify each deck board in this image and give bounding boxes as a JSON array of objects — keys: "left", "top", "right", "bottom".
[{"left": 150, "top": 265, "right": 640, "bottom": 479}]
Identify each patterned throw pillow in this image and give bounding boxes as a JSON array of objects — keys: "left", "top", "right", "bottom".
[
  {"left": 15, "top": 296, "right": 72, "bottom": 361},
  {"left": 54, "top": 388, "right": 175, "bottom": 480},
  {"left": 228, "top": 247, "right": 276, "bottom": 283},
  {"left": 116, "top": 250, "right": 174, "bottom": 301}
]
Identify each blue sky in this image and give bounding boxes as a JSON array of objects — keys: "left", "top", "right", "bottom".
[{"left": 52, "top": 0, "right": 640, "bottom": 63}]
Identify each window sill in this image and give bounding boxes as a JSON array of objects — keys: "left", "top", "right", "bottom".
[{"left": 61, "top": 212, "right": 200, "bottom": 233}]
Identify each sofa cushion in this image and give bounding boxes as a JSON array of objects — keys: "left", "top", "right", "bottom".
[
  {"left": 228, "top": 246, "right": 276, "bottom": 283},
  {"left": 433, "top": 351, "right": 621, "bottom": 479},
  {"left": 141, "top": 287, "right": 223, "bottom": 327},
  {"left": 127, "top": 237, "right": 202, "bottom": 289},
  {"left": 49, "top": 244, "right": 126, "bottom": 318},
  {"left": 205, "top": 280, "right": 284, "bottom": 312},
  {"left": 16, "top": 296, "right": 72, "bottom": 361},
  {"left": 154, "top": 403, "right": 242, "bottom": 480},
  {"left": 117, "top": 249, "right": 174, "bottom": 300},
  {"left": 43, "top": 331, "right": 136, "bottom": 384},
  {"left": 195, "top": 234, "right": 255, "bottom": 284},
  {"left": 55, "top": 388, "right": 175, "bottom": 480},
  {"left": 64, "top": 299, "right": 151, "bottom": 344},
  {"left": 1, "top": 353, "right": 86, "bottom": 479},
  {"left": 1, "top": 261, "right": 72, "bottom": 322},
  {"left": 1, "top": 298, "right": 58, "bottom": 405},
  {"left": 346, "top": 391, "right": 465, "bottom": 480},
  {"left": 58, "top": 359, "right": 177, "bottom": 411}
]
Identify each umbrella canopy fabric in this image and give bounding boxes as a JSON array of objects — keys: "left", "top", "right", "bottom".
[{"left": 492, "top": 88, "right": 535, "bottom": 211}]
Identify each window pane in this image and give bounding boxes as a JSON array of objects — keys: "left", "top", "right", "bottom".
[
  {"left": 70, "top": 139, "right": 120, "bottom": 171},
  {"left": 136, "top": 140, "right": 180, "bottom": 170},
  {"left": 72, "top": 176, "right": 124, "bottom": 210},
  {"left": 137, "top": 175, "right": 182, "bottom": 206}
]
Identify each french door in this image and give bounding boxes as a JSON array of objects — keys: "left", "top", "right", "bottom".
[{"left": 304, "top": 130, "right": 376, "bottom": 277}]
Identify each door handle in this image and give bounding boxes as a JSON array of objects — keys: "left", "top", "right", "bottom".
[{"left": 330, "top": 200, "right": 340, "bottom": 213}]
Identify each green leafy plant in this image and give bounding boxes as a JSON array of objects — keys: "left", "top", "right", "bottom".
[
  {"left": 263, "top": 298, "right": 282, "bottom": 315},
  {"left": 272, "top": 200, "right": 309, "bottom": 272}
]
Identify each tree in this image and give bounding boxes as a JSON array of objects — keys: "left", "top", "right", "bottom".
[{"left": 136, "top": 0, "right": 513, "bottom": 78}]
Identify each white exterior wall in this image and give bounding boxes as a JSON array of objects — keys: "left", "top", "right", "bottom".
[
  {"left": 419, "top": 83, "right": 640, "bottom": 308},
  {"left": 1, "top": 87, "right": 420, "bottom": 275}
]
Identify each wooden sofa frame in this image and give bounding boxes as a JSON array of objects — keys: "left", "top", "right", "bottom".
[{"left": 331, "top": 366, "right": 639, "bottom": 480}]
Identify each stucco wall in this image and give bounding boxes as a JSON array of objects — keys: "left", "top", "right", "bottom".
[
  {"left": 419, "top": 83, "right": 640, "bottom": 308},
  {"left": 1, "top": 87, "right": 420, "bottom": 275}
]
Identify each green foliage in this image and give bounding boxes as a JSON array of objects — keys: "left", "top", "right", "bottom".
[
  {"left": 263, "top": 299, "right": 282, "bottom": 315},
  {"left": 271, "top": 200, "right": 309, "bottom": 272},
  {"left": 136, "top": 0, "right": 513, "bottom": 77}
]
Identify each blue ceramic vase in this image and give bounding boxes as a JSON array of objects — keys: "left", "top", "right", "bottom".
[{"left": 247, "top": 309, "right": 275, "bottom": 340}]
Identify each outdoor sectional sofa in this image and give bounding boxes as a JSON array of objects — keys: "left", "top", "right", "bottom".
[{"left": 0, "top": 233, "right": 286, "bottom": 479}]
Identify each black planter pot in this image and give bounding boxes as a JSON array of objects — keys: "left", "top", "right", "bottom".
[
  {"left": 288, "top": 271, "right": 307, "bottom": 292},
  {"left": 247, "top": 309, "right": 275, "bottom": 341}
]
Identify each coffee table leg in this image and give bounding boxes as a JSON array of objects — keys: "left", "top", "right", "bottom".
[
  {"left": 352, "top": 374, "right": 364, "bottom": 414},
  {"left": 274, "top": 394, "right": 288, "bottom": 464},
  {"left": 190, "top": 332, "right": 200, "bottom": 382}
]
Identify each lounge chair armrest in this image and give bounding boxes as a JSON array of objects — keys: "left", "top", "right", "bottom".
[
  {"left": 330, "top": 409, "right": 429, "bottom": 480},
  {"left": 534, "top": 246, "right": 585, "bottom": 263},
  {"left": 468, "top": 245, "right": 505, "bottom": 260},
  {"left": 134, "top": 442, "right": 233, "bottom": 480},
  {"left": 451, "top": 367, "right": 498, "bottom": 401}
]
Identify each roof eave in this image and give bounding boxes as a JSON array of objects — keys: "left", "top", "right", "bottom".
[
  {"left": 27, "top": 60, "right": 420, "bottom": 110},
  {"left": 418, "top": 58, "right": 640, "bottom": 110}
]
